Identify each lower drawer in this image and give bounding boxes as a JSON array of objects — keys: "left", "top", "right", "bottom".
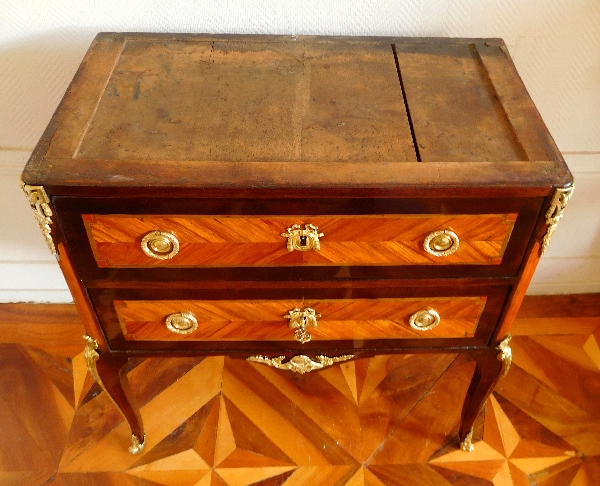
[
  {"left": 90, "top": 283, "right": 509, "bottom": 351},
  {"left": 115, "top": 297, "right": 486, "bottom": 342}
]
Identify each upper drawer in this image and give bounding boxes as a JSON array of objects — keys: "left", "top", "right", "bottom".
[{"left": 83, "top": 214, "right": 516, "bottom": 268}]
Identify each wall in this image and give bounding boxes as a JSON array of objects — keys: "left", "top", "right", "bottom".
[{"left": 1, "top": 0, "right": 599, "bottom": 302}]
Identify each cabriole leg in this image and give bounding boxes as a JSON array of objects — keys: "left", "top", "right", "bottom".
[
  {"left": 83, "top": 335, "right": 145, "bottom": 454},
  {"left": 459, "top": 335, "right": 512, "bottom": 452}
]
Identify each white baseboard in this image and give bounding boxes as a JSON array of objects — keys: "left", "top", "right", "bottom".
[
  {"left": 528, "top": 256, "right": 600, "bottom": 295},
  {"left": 527, "top": 282, "right": 600, "bottom": 295},
  {"left": 0, "top": 149, "right": 31, "bottom": 175},
  {"left": 2, "top": 151, "right": 598, "bottom": 302},
  {"left": 0, "top": 262, "right": 70, "bottom": 303},
  {"left": 0, "top": 289, "right": 73, "bottom": 303}
]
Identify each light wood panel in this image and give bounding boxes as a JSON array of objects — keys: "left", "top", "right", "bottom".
[
  {"left": 0, "top": 295, "right": 599, "bottom": 485},
  {"left": 84, "top": 213, "right": 517, "bottom": 268},
  {"left": 114, "top": 297, "right": 486, "bottom": 342},
  {"left": 74, "top": 39, "right": 416, "bottom": 163},
  {"left": 395, "top": 43, "right": 530, "bottom": 162}
]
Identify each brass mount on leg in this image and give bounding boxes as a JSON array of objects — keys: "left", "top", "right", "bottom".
[
  {"left": 83, "top": 335, "right": 145, "bottom": 454},
  {"left": 460, "top": 430, "right": 474, "bottom": 452},
  {"left": 460, "top": 334, "right": 513, "bottom": 453}
]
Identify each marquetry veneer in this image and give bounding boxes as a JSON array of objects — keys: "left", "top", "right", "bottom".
[
  {"left": 21, "top": 33, "right": 573, "bottom": 455},
  {"left": 83, "top": 213, "right": 516, "bottom": 267},
  {"left": 114, "top": 297, "right": 486, "bottom": 341}
]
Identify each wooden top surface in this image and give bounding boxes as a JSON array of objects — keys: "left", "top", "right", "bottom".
[{"left": 22, "top": 33, "right": 572, "bottom": 193}]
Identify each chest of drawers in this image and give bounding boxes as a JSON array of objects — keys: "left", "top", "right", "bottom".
[{"left": 21, "top": 33, "right": 573, "bottom": 454}]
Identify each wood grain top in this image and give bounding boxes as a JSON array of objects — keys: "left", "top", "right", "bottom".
[
  {"left": 74, "top": 40, "right": 415, "bottom": 164},
  {"left": 21, "top": 33, "right": 572, "bottom": 192}
]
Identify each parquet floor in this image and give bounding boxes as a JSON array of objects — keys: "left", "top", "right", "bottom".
[{"left": 0, "top": 295, "right": 599, "bottom": 486}]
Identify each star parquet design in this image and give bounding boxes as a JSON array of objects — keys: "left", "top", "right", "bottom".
[{"left": 0, "top": 301, "right": 599, "bottom": 485}]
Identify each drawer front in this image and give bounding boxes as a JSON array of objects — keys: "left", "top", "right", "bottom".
[
  {"left": 114, "top": 296, "right": 486, "bottom": 342},
  {"left": 83, "top": 214, "right": 516, "bottom": 268}
]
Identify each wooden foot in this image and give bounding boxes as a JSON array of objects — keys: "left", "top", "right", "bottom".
[
  {"left": 459, "top": 335, "right": 512, "bottom": 451},
  {"left": 83, "top": 336, "right": 145, "bottom": 454}
]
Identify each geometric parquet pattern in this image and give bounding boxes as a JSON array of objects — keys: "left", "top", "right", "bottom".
[{"left": 1, "top": 295, "right": 599, "bottom": 486}]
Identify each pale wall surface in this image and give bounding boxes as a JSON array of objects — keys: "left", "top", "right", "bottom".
[{"left": 1, "top": 0, "right": 599, "bottom": 302}]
